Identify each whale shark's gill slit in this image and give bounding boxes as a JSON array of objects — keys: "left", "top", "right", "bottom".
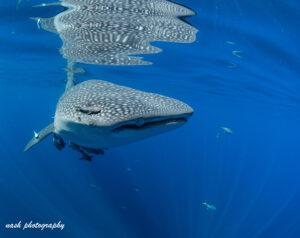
[{"left": 113, "top": 117, "right": 187, "bottom": 132}]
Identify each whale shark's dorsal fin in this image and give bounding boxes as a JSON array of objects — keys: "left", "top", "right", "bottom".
[
  {"left": 24, "top": 123, "right": 54, "bottom": 152},
  {"left": 65, "top": 61, "right": 76, "bottom": 91}
]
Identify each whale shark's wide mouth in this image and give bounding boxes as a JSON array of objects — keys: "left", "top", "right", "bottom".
[{"left": 112, "top": 114, "right": 191, "bottom": 133}]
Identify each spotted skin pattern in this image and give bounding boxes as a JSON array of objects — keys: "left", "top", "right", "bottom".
[
  {"left": 55, "top": 80, "right": 193, "bottom": 127},
  {"left": 38, "top": 0, "right": 198, "bottom": 65}
]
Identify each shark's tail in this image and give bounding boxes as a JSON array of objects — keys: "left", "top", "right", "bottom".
[{"left": 24, "top": 123, "right": 54, "bottom": 152}]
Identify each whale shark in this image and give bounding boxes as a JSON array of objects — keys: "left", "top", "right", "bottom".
[{"left": 24, "top": 80, "right": 193, "bottom": 160}]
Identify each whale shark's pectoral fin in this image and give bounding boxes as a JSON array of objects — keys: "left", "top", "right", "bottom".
[
  {"left": 30, "top": 17, "right": 57, "bottom": 33},
  {"left": 24, "top": 123, "right": 54, "bottom": 152}
]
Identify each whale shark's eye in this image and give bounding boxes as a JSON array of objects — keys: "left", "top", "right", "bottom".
[{"left": 75, "top": 106, "right": 101, "bottom": 115}]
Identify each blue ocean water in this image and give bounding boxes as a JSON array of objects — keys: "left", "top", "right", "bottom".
[{"left": 0, "top": 0, "right": 300, "bottom": 238}]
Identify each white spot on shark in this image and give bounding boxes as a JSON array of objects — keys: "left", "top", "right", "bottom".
[{"left": 33, "top": 131, "right": 39, "bottom": 139}]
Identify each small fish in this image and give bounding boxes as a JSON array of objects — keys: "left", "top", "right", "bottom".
[
  {"left": 226, "top": 41, "right": 236, "bottom": 45},
  {"left": 202, "top": 202, "right": 216, "bottom": 211},
  {"left": 232, "top": 50, "right": 243, "bottom": 58},
  {"left": 220, "top": 126, "right": 233, "bottom": 134},
  {"left": 227, "top": 62, "right": 238, "bottom": 69}
]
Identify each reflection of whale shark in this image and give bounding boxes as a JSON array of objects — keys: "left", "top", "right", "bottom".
[
  {"left": 24, "top": 80, "right": 193, "bottom": 160},
  {"left": 35, "top": 0, "right": 198, "bottom": 65}
]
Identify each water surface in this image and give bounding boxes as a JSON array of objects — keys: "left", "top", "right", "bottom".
[{"left": 0, "top": 0, "right": 299, "bottom": 238}]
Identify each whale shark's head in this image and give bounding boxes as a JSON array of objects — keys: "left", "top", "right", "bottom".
[{"left": 54, "top": 80, "right": 193, "bottom": 148}]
